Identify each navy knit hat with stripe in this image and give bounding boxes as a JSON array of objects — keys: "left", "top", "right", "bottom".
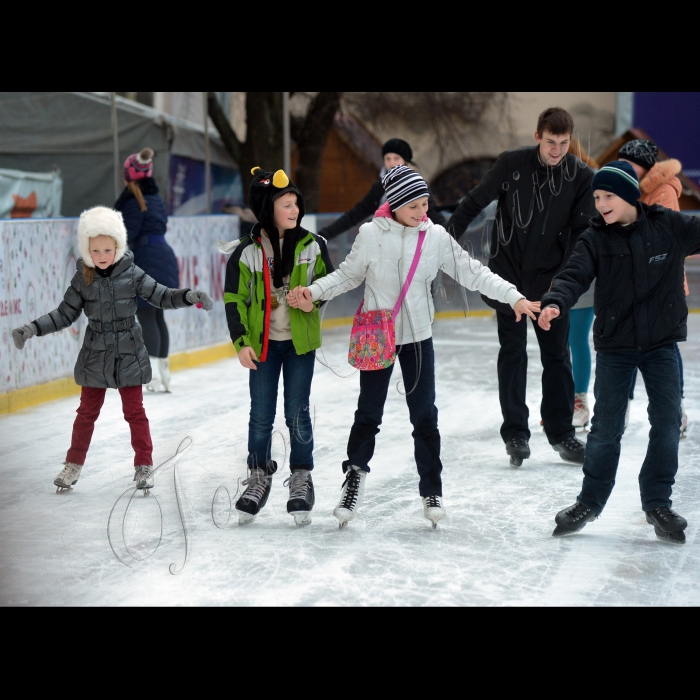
[
  {"left": 382, "top": 164, "right": 429, "bottom": 211},
  {"left": 591, "top": 160, "right": 641, "bottom": 207}
]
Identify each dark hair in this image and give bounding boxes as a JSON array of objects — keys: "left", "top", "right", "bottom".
[
  {"left": 537, "top": 107, "right": 574, "bottom": 138},
  {"left": 83, "top": 266, "right": 95, "bottom": 286}
]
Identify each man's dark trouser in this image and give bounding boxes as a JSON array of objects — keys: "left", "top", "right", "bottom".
[
  {"left": 343, "top": 338, "right": 442, "bottom": 497},
  {"left": 578, "top": 345, "right": 681, "bottom": 515},
  {"left": 497, "top": 309, "right": 575, "bottom": 445}
]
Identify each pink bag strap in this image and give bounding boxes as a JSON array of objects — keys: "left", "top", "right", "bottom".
[
  {"left": 355, "top": 229, "right": 427, "bottom": 317},
  {"left": 393, "top": 229, "right": 426, "bottom": 316}
]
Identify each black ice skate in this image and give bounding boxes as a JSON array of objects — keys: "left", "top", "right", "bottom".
[
  {"left": 133, "top": 465, "right": 154, "bottom": 496},
  {"left": 506, "top": 438, "right": 530, "bottom": 468},
  {"left": 284, "top": 469, "right": 315, "bottom": 527},
  {"left": 334, "top": 465, "right": 367, "bottom": 528},
  {"left": 552, "top": 502, "right": 597, "bottom": 537},
  {"left": 552, "top": 435, "right": 586, "bottom": 464},
  {"left": 54, "top": 462, "right": 83, "bottom": 493},
  {"left": 645, "top": 506, "right": 687, "bottom": 544},
  {"left": 236, "top": 461, "right": 277, "bottom": 525}
]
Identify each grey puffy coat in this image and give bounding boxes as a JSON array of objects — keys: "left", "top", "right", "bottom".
[{"left": 33, "top": 250, "right": 192, "bottom": 388}]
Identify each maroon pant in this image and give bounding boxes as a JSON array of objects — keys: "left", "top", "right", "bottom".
[{"left": 66, "top": 386, "right": 153, "bottom": 466}]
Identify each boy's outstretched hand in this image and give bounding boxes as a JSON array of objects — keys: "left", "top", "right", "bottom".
[
  {"left": 238, "top": 346, "right": 258, "bottom": 370},
  {"left": 12, "top": 323, "right": 36, "bottom": 350},
  {"left": 287, "top": 286, "right": 314, "bottom": 312},
  {"left": 538, "top": 306, "right": 560, "bottom": 330},
  {"left": 514, "top": 299, "right": 541, "bottom": 322}
]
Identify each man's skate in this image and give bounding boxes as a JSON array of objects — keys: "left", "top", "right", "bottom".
[
  {"left": 506, "top": 438, "right": 530, "bottom": 468},
  {"left": 333, "top": 465, "right": 366, "bottom": 529},
  {"left": 54, "top": 462, "right": 83, "bottom": 493},
  {"left": 552, "top": 502, "right": 597, "bottom": 537},
  {"left": 646, "top": 506, "right": 687, "bottom": 544},
  {"left": 133, "top": 465, "right": 154, "bottom": 496},
  {"left": 423, "top": 495, "right": 446, "bottom": 529},
  {"left": 235, "top": 461, "right": 277, "bottom": 525},
  {"left": 284, "top": 469, "right": 315, "bottom": 527}
]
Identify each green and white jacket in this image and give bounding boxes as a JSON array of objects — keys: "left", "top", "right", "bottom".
[{"left": 222, "top": 224, "right": 334, "bottom": 360}]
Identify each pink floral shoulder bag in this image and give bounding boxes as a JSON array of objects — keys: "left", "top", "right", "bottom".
[{"left": 348, "top": 229, "right": 426, "bottom": 371}]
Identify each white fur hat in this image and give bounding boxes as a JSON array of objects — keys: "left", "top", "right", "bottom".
[{"left": 77, "top": 206, "right": 127, "bottom": 268}]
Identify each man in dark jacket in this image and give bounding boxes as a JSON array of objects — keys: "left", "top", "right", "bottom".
[
  {"left": 539, "top": 161, "right": 700, "bottom": 542},
  {"left": 446, "top": 107, "right": 596, "bottom": 466},
  {"left": 318, "top": 138, "right": 443, "bottom": 240}
]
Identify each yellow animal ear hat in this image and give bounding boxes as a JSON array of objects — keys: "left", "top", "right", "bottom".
[{"left": 248, "top": 167, "right": 305, "bottom": 224}]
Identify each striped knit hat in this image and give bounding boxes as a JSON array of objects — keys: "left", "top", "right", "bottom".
[
  {"left": 382, "top": 164, "right": 429, "bottom": 211},
  {"left": 591, "top": 160, "right": 640, "bottom": 207}
]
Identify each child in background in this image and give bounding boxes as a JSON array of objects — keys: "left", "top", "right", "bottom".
[
  {"left": 223, "top": 168, "right": 333, "bottom": 526},
  {"left": 11, "top": 206, "right": 213, "bottom": 494},
  {"left": 539, "top": 161, "right": 700, "bottom": 543}
]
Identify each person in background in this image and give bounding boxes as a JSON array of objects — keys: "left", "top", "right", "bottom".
[
  {"left": 115, "top": 148, "right": 180, "bottom": 393},
  {"left": 617, "top": 138, "right": 688, "bottom": 435},
  {"left": 317, "top": 138, "right": 443, "bottom": 241}
]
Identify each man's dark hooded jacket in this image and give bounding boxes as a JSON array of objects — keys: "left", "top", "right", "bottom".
[
  {"left": 541, "top": 203, "right": 700, "bottom": 352},
  {"left": 446, "top": 146, "right": 596, "bottom": 311}
]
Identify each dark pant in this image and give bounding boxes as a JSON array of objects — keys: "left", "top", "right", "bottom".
[
  {"left": 344, "top": 338, "right": 442, "bottom": 497},
  {"left": 496, "top": 309, "right": 575, "bottom": 445},
  {"left": 248, "top": 340, "right": 315, "bottom": 471},
  {"left": 579, "top": 345, "right": 681, "bottom": 514},
  {"left": 137, "top": 307, "right": 169, "bottom": 358},
  {"left": 66, "top": 386, "right": 153, "bottom": 466},
  {"left": 629, "top": 343, "right": 684, "bottom": 400}
]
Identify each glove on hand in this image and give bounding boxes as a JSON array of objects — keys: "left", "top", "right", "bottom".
[
  {"left": 186, "top": 290, "right": 214, "bottom": 311},
  {"left": 12, "top": 323, "right": 36, "bottom": 350}
]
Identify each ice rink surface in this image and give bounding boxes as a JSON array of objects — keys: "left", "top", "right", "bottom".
[{"left": 2, "top": 314, "right": 700, "bottom": 607}]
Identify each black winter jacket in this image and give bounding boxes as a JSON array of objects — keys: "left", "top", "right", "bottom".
[
  {"left": 115, "top": 178, "right": 180, "bottom": 308},
  {"left": 318, "top": 179, "right": 443, "bottom": 240},
  {"left": 32, "top": 251, "right": 193, "bottom": 388},
  {"left": 445, "top": 146, "right": 597, "bottom": 311},
  {"left": 541, "top": 203, "right": 700, "bottom": 352}
]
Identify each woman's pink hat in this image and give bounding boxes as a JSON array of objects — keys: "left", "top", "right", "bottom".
[{"left": 124, "top": 147, "right": 154, "bottom": 182}]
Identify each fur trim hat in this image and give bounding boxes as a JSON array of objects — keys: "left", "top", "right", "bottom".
[
  {"left": 124, "top": 147, "right": 154, "bottom": 182},
  {"left": 77, "top": 206, "right": 127, "bottom": 268},
  {"left": 248, "top": 167, "right": 305, "bottom": 288}
]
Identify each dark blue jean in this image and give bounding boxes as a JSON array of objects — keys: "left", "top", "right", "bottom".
[
  {"left": 578, "top": 344, "right": 681, "bottom": 514},
  {"left": 629, "top": 343, "right": 684, "bottom": 399},
  {"left": 343, "top": 338, "right": 442, "bottom": 497},
  {"left": 248, "top": 340, "right": 315, "bottom": 471}
]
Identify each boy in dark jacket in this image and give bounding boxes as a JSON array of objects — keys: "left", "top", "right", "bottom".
[{"left": 538, "top": 161, "right": 700, "bottom": 543}]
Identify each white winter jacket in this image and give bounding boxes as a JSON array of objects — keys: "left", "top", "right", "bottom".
[{"left": 308, "top": 204, "right": 525, "bottom": 345}]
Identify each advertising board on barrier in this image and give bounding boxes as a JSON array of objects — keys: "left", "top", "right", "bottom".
[{"left": 0, "top": 215, "right": 239, "bottom": 395}]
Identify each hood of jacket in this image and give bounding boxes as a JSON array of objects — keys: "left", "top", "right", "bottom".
[{"left": 641, "top": 159, "right": 682, "bottom": 199}]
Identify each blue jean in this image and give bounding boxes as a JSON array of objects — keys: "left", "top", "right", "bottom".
[
  {"left": 343, "top": 338, "right": 442, "bottom": 497},
  {"left": 578, "top": 345, "right": 681, "bottom": 514},
  {"left": 629, "top": 343, "right": 684, "bottom": 400},
  {"left": 248, "top": 340, "right": 315, "bottom": 471},
  {"left": 569, "top": 307, "right": 595, "bottom": 394}
]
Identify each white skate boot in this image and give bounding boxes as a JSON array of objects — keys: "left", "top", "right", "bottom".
[
  {"left": 572, "top": 392, "right": 590, "bottom": 431},
  {"left": 133, "top": 465, "right": 154, "bottom": 495},
  {"left": 158, "top": 357, "right": 171, "bottom": 393},
  {"left": 333, "top": 465, "right": 366, "bottom": 529},
  {"left": 423, "top": 495, "right": 446, "bottom": 529},
  {"left": 54, "top": 462, "right": 83, "bottom": 493},
  {"left": 681, "top": 399, "right": 688, "bottom": 439},
  {"left": 146, "top": 356, "right": 161, "bottom": 392}
]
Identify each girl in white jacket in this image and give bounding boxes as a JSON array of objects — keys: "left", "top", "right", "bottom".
[{"left": 290, "top": 165, "right": 539, "bottom": 528}]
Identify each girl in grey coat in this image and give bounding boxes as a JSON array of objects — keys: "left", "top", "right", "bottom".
[{"left": 11, "top": 206, "right": 213, "bottom": 494}]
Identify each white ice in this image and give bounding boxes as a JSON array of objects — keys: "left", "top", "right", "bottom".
[{"left": 2, "top": 315, "right": 700, "bottom": 607}]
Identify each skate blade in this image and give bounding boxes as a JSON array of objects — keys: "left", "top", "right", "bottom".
[
  {"left": 291, "top": 512, "right": 312, "bottom": 527},
  {"left": 552, "top": 525, "right": 581, "bottom": 538},
  {"left": 653, "top": 525, "right": 686, "bottom": 544},
  {"left": 237, "top": 512, "right": 256, "bottom": 525},
  {"left": 510, "top": 456, "right": 523, "bottom": 468},
  {"left": 55, "top": 485, "right": 73, "bottom": 494}
]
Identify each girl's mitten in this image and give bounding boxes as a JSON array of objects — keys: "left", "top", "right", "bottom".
[
  {"left": 12, "top": 323, "right": 37, "bottom": 350},
  {"left": 186, "top": 290, "right": 214, "bottom": 311}
]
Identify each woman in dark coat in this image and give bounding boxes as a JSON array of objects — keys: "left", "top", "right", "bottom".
[{"left": 115, "top": 148, "right": 180, "bottom": 392}]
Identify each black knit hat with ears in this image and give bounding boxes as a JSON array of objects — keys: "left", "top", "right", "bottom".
[
  {"left": 382, "top": 138, "right": 413, "bottom": 164},
  {"left": 248, "top": 167, "right": 305, "bottom": 288}
]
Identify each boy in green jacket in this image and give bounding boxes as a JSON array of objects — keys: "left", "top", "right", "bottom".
[{"left": 223, "top": 167, "right": 333, "bottom": 526}]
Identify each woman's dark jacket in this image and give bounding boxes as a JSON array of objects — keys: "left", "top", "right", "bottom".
[
  {"left": 114, "top": 178, "right": 180, "bottom": 308},
  {"left": 31, "top": 251, "right": 192, "bottom": 389},
  {"left": 541, "top": 203, "right": 700, "bottom": 352},
  {"left": 318, "top": 179, "right": 443, "bottom": 240},
  {"left": 445, "top": 146, "right": 597, "bottom": 311}
]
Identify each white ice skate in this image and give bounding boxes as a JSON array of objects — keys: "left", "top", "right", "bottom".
[
  {"left": 133, "top": 465, "right": 154, "bottom": 495},
  {"left": 158, "top": 357, "right": 171, "bottom": 393},
  {"left": 423, "top": 495, "right": 446, "bottom": 529},
  {"left": 54, "top": 462, "right": 83, "bottom": 493},
  {"left": 681, "top": 399, "right": 688, "bottom": 439},
  {"left": 146, "top": 356, "right": 161, "bottom": 392},
  {"left": 572, "top": 392, "right": 590, "bottom": 432},
  {"left": 333, "top": 465, "right": 366, "bottom": 529}
]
